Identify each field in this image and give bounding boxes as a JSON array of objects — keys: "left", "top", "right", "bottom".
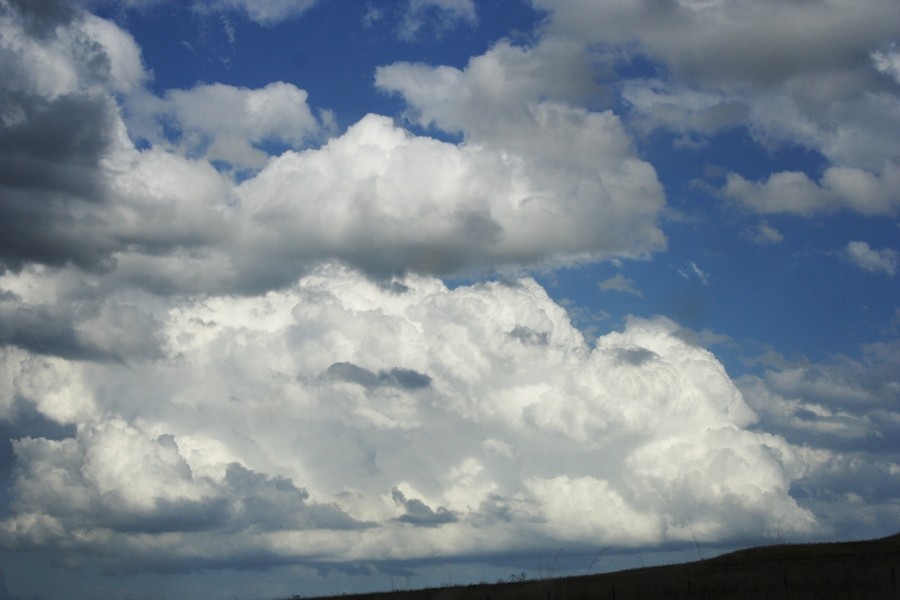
[{"left": 288, "top": 533, "right": 900, "bottom": 600}]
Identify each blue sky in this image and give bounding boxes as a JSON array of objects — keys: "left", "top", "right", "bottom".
[{"left": 0, "top": 0, "right": 898, "bottom": 598}]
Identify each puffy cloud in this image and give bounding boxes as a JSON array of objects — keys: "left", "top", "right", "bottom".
[
  {"left": 0, "top": 0, "right": 241, "bottom": 275},
  {"left": 376, "top": 39, "right": 602, "bottom": 137},
  {"left": 1, "top": 1, "right": 893, "bottom": 580},
  {"left": 722, "top": 165, "right": 900, "bottom": 216},
  {"left": 1, "top": 0, "right": 665, "bottom": 289},
  {"left": 843, "top": 241, "right": 898, "bottom": 277},
  {"left": 533, "top": 0, "right": 900, "bottom": 216},
  {"left": 235, "top": 110, "right": 665, "bottom": 280},
  {"left": 363, "top": 39, "right": 665, "bottom": 276},
  {"left": 0, "top": 265, "right": 821, "bottom": 571},
  {"left": 127, "top": 82, "right": 325, "bottom": 170},
  {"left": 0, "top": 1, "right": 125, "bottom": 269},
  {"left": 872, "top": 45, "right": 900, "bottom": 84},
  {"left": 738, "top": 343, "right": 900, "bottom": 538},
  {"left": 535, "top": 0, "right": 900, "bottom": 87}
]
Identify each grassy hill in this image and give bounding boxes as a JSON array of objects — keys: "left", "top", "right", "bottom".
[{"left": 288, "top": 533, "right": 900, "bottom": 600}]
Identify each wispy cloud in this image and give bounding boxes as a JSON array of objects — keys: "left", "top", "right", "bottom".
[{"left": 599, "top": 273, "right": 643, "bottom": 297}]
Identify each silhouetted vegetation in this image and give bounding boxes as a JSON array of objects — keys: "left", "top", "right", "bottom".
[{"left": 287, "top": 533, "right": 900, "bottom": 600}]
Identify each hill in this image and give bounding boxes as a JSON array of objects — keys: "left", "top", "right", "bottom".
[{"left": 287, "top": 533, "right": 900, "bottom": 600}]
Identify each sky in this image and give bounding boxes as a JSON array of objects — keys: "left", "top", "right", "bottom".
[{"left": 0, "top": 0, "right": 898, "bottom": 598}]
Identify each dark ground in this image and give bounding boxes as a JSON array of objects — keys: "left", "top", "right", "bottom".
[{"left": 287, "top": 533, "right": 900, "bottom": 600}]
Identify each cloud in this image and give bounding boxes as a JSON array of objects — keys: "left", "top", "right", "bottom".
[
  {"left": 599, "top": 273, "right": 643, "bottom": 297},
  {"left": 722, "top": 166, "right": 900, "bottom": 216},
  {"left": 872, "top": 44, "right": 900, "bottom": 84},
  {"left": 0, "top": 0, "right": 240, "bottom": 275},
  {"left": 740, "top": 341, "right": 900, "bottom": 451},
  {"left": 745, "top": 222, "right": 784, "bottom": 245},
  {"left": 127, "top": 82, "right": 325, "bottom": 170},
  {"left": 533, "top": 0, "right": 900, "bottom": 216},
  {"left": 0, "top": 1, "right": 895, "bottom": 581},
  {"left": 391, "top": 488, "right": 457, "bottom": 527},
  {"left": 738, "top": 343, "right": 900, "bottom": 537},
  {"left": 0, "top": 265, "right": 824, "bottom": 572},
  {"left": 0, "top": 3, "right": 665, "bottom": 290},
  {"left": 678, "top": 261, "right": 710, "bottom": 286},
  {"left": 376, "top": 38, "right": 603, "bottom": 136},
  {"left": 620, "top": 80, "right": 748, "bottom": 136},
  {"left": 537, "top": 0, "right": 900, "bottom": 86},
  {"left": 326, "top": 362, "right": 432, "bottom": 391},
  {"left": 843, "top": 241, "right": 898, "bottom": 277},
  {"left": 398, "top": 0, "right": 477, "bottom": 41},
  {"left": 234, "top": 110, "right": 665, "bottom": 281}
]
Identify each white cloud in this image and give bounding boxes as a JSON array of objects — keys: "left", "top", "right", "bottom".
[
  {"left": 0, "top": 2, "right": 665, "bottom": 288},
  {"left": 535, "top": 0, "right": 900, "bottom": 87},
  {"left": 235, "top": 109, "right": 665, "bottom": 280},
  {"left": 844, "top": 241, "right": 898, "bottom": 277},
  {"left": 533, "top": 0, "right": 900, "bottom": 216},
  {"left": 722, "top": 165, "right": 900, "bottom": 216},
  {"left": 620, "top": 80, "right": 748, "bottom": 136},
  {"left": 872, "top": 45, "right": 900, "bottom": 84},
  {"left": 0, "top": 6, "right": 147, "bottom": 98},
  {"left": 376, "top": 38, "right": 602, "bottom": 137},
  {"left": 0, "top": 265, "right": 821, "bottom": 570},
  {"left": 737, "top": 344, "right": 900, "bottom": 538},
  {"left": 1, "top": 1, "right": 896, "bottom": 581},
  {"left": 678, "top": 261, "right": 710, "bottom": 285},
  {"left": 128, "top": 82, "right": 324, "bottom": 170}
]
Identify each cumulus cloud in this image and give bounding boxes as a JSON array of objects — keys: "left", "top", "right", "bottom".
[
  {"left": 0, "top": 0, "right": 241, "bottom": 275},
  {"left": 127, "top": 82, "right": 326, "bottom": 170},
  {"left": 234, "top": 110, "right": 664, "bottom": 281},
  {"left": 0, "top": 0, "right": 666, "bottom": 289},
  {"left": 0, "top": 265, "right": 822, "bottom": 571},
  {"left": 722, "top": 165, "right": 900, "bottom": 216},
  {"left": 534, "top": 0, "right": 900, "bottom": 216},
  {"left": 376, "top": 38, "right": 602, "bottom": 137},
  {"left": 843, "top": 241, "right": 898, "bottom": 277},
  {"left": 0, "top": 1, "right": 130, "bottom": 269},
  {"left": 1, "top": 0, "right": 894, "bottom": 583},
  {"left": 536, "top": 0, "right": 900, "bottom": 86},
  {"left": 738, "top": 344, "right": 900, "bottom": 537}
]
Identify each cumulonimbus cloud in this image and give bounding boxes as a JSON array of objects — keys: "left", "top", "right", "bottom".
[{"left": 0, "top": 265, "right": 820, "bottom": 572}]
